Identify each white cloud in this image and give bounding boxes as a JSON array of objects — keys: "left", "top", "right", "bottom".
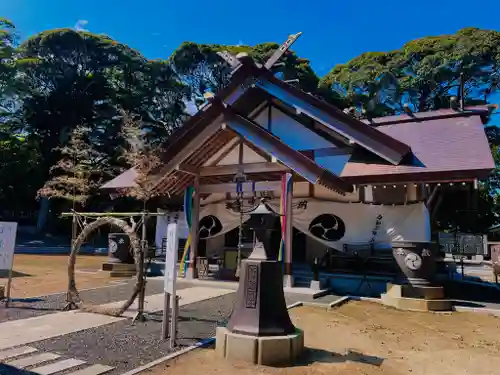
[{"left": 74, "top": 20, "right": 89, "bottom": 32}]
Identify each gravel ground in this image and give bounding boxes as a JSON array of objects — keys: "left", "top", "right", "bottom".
[
  {"left": 0, "top": 278, "right": 188, "bottom": 323},
  {"left": 31, "top": 293, "right": 237, "bottom": 375},
  {"left": 28, "top": 291, "right": 309, "bottom": 375}
]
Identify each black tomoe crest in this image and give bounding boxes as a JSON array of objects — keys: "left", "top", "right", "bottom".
[
  {"left": 198, "top": 215, "right": 223, "bottom": 239},
  {"left": 308, "top": 214, "right": 346, "bottom": 241}
]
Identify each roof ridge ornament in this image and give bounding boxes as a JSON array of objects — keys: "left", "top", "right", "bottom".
[{"left": 264, "top": 32, "right": 303, "bottom": 70}]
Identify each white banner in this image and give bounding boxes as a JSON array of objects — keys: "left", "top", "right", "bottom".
[
  {"left": 199, "top": 204, "right": 250, "bottom": 239},
  {"left": 0, "top": 222, "right": 17, "bottom": 270},
  {"left": 292, "top": 200, "right": 430, "bottom": 251}
]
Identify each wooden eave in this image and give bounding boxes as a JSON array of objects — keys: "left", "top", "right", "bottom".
[
  {"left": 255, "top": 71, "right": 412, "bottom": 164},
  {"left": 151, "top": 105, "right": 353, "bottom": 196}
]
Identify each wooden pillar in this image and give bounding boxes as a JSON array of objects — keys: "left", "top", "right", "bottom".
[
  {"left": 406, "top": 183, "right": 418, "bottom": 202},
  {"left": 364, "top": 185, "right": 374, "bottom": 203},
  {"left": 186, "top": 176, "right": 200, "bottom": 279},
  {"left": 283, "top": 173, "right": 294, "bottom": 288}
]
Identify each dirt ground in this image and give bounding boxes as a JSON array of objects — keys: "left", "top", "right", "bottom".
[
  {"left": 147, "top": 301, "right": 500, "bottom": 375},
  {"left": 0, "top": 254, "right": 126, "bottom": 297}
]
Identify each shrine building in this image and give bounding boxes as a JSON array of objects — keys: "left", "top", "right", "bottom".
[{"left": 102, "top": 52, "right": 496, "bottom": 288}]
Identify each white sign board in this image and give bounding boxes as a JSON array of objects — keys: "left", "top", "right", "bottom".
[
  {"left": 164, "top": 223, "right": 179, "bottom": 294},
  {"left": 0, "top": 222, "right": 17, "bottom": 271}
]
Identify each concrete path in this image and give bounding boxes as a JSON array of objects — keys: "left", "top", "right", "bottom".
[
  {"left": 0, "top": 286, "right": 234, "bottom": 350},
  {"left": 98, "top": 286, "right": 234, "bottom": 318},
  {"left": 0, "top": 346, "right": 114, "bottom": 375},
  {"left": 0, "top": 312, "right": 123, "bottom": 351}
]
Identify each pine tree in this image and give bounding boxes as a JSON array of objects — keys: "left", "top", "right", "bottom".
[
  {"left": 38, "top": 125, "right": 109, "bottom": 205},
  {"left": 118, "top": 111, "right": 163, "bottom": 203}
]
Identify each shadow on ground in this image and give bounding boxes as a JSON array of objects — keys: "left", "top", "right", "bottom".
[
  {"left": 0, "top": 270, "right": 32, "bottom": 278},
  {"left": 0, "top": 364, "right": 39, "bottom": 375},
  {"left": 296, "top": 348, "right": 384, "bottom": 367},
  {"left": 444, "top": 280, "right": 500, "bottom": 304}
]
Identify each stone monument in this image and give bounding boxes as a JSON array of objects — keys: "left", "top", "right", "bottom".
[
  {"left": 216, "top": 200, "right": 304, "bottom": 365},
  {"left": 381, "top": 241, "right": 452, "bottom": 312}
]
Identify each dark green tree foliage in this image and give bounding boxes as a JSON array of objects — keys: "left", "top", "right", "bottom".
[
  {"left": 0, "top": 134, "right": 42, "bottom": 211},
  {"left": 15, "top": 30, "right": 140, "bottom": 166},
  {"left": 169, "top": 41, "right": 321, "bottom": 108},
  {"left": 0, "top": 18, "right": 20, "bottom": 121},
  {"left": 320, "top": 28, "right": 500, "bottom": 118}
]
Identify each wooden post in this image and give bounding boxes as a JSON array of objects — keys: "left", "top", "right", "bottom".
[
  {"left": 284, "top": 173, "right": 294, "bottom": 287},
  {"left": 186, "top": 177, "right": 200, "bottom": 279}
]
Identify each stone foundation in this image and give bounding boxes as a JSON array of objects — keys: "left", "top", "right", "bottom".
[
  {"left": 381, "top": 283, "right": 452, "bottom": 312},
  {"left": 216, "top": 326, "right": 304, "bottom": 366},
  {"left": 101, "top": 262, "right": 136, "bottom": 277}
]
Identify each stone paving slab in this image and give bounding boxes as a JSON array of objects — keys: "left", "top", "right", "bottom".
[
  {"left": 6, "top": 352, "right": 61, "bottom": 368},
  {"left": 98, "top": 286, "right": 235, "bottom": 317},
  {"left": 0, "top": 346, "right": 37, "bottom": 361},
  {"left": 0, "top": 312, "right": 124, "bottom": 350},
  {"left": 32, "top": 358, "right": 86, "bottom": 375}
]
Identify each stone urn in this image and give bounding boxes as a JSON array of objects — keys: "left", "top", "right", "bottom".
[{"left": 391, "top": 241, "right": 437, "bottom": 286}]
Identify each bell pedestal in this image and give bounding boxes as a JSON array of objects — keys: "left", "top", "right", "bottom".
[
  {"left": 216, "top": 202, "right": 304, "bottom": 366},
  {"left": 217, "top": 258, "right": 304, "bottom": 365}
]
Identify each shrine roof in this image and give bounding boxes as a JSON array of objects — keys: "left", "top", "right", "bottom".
[{"left": 341, "top": 106, "right": 496, "bottom": 183}]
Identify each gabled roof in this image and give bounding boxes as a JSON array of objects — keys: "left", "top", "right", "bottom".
[
  {"left": 341, "top": 106, "right": 496, "bottom": 183},
  {"left": 150, "top": 100, "right": 353, "bottom": 195},
  {"left": 217, "top": 59, "right": 412, "bottom": 164}
]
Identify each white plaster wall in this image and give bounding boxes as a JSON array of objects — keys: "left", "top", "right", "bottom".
[{"left": 254, "top": 107, "right": 334, "bottom": 150}]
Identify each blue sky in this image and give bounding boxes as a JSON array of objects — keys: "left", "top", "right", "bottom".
[
  {"left": 2, "top": 0, "right": 500, "bottom": 75},
  {"left": 1, "top": 0, "right": 500, "bottom": 122}
]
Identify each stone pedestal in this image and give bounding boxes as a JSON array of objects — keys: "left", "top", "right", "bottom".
[
  {"left": 216, "top": 326, "right": 304, "bottom": 366},
  {"left": 381, "top": 283, "right": 452, "bottom": 312},
  {"left": 101, "top": 262, "right": 136, "bottom": 277}
]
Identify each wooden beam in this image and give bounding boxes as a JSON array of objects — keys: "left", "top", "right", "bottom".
[
  {"left": 200, "top": 181, "right": 282, "bottom": 194},
  {"left": 198, "top": 162, "right": 289, "bottom": 177},
  {"left": 175, "top": 163, "right": 199, "bottom": 175},
  {"left": 299, "top": 147, "right": 352, "bottom": 158},
  {"left": 284, "top": 173, "right": 294, "bottom": 284}
]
